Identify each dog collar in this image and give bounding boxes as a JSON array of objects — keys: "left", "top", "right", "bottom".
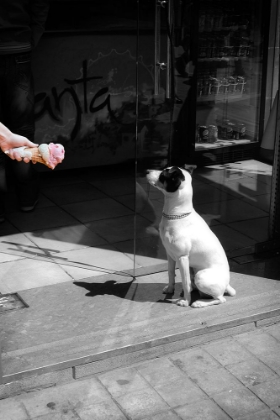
[{"left": 162, "top": 212, "right": 191, "bottom": 220}]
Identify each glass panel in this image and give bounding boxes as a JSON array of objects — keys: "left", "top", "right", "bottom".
[
  {"left": 32, "top": 0, "right": 138, "bottom": 276},
  {"left": 135, "top": 0, "right": 268, "bottom": 274},
  {"left": 195, "top": 0, "right": 266, "bottom": 152}
]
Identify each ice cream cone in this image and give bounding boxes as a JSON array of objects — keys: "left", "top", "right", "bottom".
[
  {"left": 5, "top": 143, "right": 65, "bottom": 169},
  {"left": 24, "top": 147, "right": 52, "bottom": 168}
]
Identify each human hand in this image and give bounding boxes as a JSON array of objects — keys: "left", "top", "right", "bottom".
[
  {"left": 0, "top": 123, "right": 38, "bottom": 163},
  {"left": 4, "top": 135, "right": 38, "bottom": 163}
]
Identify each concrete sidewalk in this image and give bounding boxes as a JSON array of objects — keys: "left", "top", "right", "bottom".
[
  {"left": 1, "top": 322, "right": 280, "bottom": 420},
  {"left": 1, "top": 159, "right": 279, "bottom": 419}
]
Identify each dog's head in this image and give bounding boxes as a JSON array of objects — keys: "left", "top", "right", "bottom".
[{"left": 147, "top": 165, "right": 196, "bottom": 194}]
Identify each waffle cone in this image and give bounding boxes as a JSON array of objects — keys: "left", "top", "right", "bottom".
[{"left": 25, "top": 147, "right": 52, "bottom": 168}]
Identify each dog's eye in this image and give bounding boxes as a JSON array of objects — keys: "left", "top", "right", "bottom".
[{"left": 166, "top": 180, "right": 180, "bottom": 192}]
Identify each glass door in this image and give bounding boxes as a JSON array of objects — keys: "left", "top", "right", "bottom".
[
  {"left": 135, "top": 0, "right": 269, "bottom": 272},
  {"left": 32, "top": 0, "right": 140, "bottom": 279}
]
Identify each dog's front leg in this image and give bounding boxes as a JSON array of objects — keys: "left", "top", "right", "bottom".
[
  {"left": 177, "top": 255, "right": 192, "bottom": 307},
  {"left": 163, "top": 254, "right": 176, "bottom": 294}
]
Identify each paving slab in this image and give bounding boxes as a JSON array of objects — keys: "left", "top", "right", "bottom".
[{"left": 211, "top": 388, "right": 267, "bottom": 418}]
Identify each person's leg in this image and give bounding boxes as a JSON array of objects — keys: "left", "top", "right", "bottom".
[
  {"left": 0, "top": 152, "right": 7, "bottom": 222},
  {"left": 0, "top": 56, "right": 8, "bottom": 221},
  {"left": 4, "top": 52, "right": 39, "bottom": 211}
]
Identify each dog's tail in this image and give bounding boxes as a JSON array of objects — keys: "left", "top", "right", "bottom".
[{"left": 226, "top": 285, "right": 236, "bottom": 296}]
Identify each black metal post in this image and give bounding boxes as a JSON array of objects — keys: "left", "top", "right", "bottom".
[
  {"left": 269, "top": 84, "right": 280, "bottom": 239},
  {"left": 0, "top": 341, "right": 3, "bottom": 384}
]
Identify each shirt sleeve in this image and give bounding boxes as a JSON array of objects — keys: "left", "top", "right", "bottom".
[{"left": 30, "top": 0, "right": 50, "bottom": 48}]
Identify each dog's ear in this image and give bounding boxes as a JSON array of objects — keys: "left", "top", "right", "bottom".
[{"left": 184, "top": 164, "right": 197, "bottom": 175}]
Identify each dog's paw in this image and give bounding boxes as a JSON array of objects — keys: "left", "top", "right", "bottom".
[
  {"left": 163, "top": 285, "right": 175, "bottom": 295},
  {"left": 191, "top": 296, "right": 226, "bottom": 308},
  {"left": 176, "top": 299, "right": 190, "bottom": 307},
  {"left": 191, "top": 300, "right": 205, "bottom": 308}
]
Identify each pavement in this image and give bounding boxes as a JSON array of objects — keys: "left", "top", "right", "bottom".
[
  {"left": 1, "top": 159, "right": 280, "bottom": 418},
  {"left": 1, "top": 321, "right": 280, "bottom": 420}
]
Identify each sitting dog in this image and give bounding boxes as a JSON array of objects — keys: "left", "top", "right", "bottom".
[{"left": 147, "top": 165, "right": 236, "bottom": 308}]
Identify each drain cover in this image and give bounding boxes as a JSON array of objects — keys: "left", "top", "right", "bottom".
[{"left": 0, "top": 293, "right": 28, "bottom": 314}]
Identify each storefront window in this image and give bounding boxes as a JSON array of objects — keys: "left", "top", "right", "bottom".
[{"left": 195, "top": 0, "right": 267, "bottom": 155}]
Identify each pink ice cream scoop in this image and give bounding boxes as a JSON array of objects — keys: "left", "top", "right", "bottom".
[{"left": 40, "top": 143, "right": 65, "bottom": 169}]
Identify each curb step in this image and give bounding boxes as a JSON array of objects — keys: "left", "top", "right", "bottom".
[{"left": 1, "top": 308, "right": 280, "bottom": 399}]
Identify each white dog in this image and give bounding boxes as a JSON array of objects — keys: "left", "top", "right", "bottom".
[{"left": 147, "top": 165, "right": 236, "bottom": 308}]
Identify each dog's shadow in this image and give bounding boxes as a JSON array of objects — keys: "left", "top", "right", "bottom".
[
  {"left": 73, "top": 279, "right": 201, "bottom": 305},
  {"left": 74, "top": 280, "right": 135, "bottom": 299}
]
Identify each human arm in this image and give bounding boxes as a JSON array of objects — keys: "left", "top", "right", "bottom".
[
  {"left": 0, "top": 122, "right": 38, "bottom": 162},
  {"left": 30, "top": 0, "right": 50, "bottom": 48}
]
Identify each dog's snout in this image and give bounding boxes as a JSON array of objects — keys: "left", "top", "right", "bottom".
[{"left": 146, "top": 169, "right": 161, "bottom": 187}]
